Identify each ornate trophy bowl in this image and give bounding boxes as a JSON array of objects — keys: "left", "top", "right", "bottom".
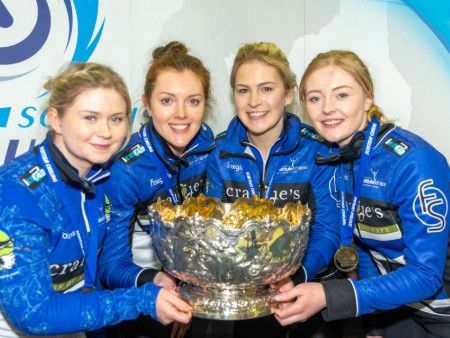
[{"left": 148, "top": 196, "right": 310, "bottom": 320}]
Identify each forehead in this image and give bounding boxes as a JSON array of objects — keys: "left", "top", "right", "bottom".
[
  {"left": 235, "top": 60, "right": 282, "bottom": 83},
  {"left": 65, "top": 87, "right": 126, "bottom": 113},
  {"left": 309, "top": 65, "right": 356, "bottom": 84},
  {"left": 305, "top": 65, "right": 364, "bottom": 93},
  {"left": 153, "top": 69, "right": 204, "bottom": 92}
]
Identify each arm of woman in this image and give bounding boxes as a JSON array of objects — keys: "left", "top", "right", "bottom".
[
  {"left": 205, "top": 147, "right": 225, "bottom": 199},
  {"left": 98, "top": 163, "right": 155, "bottom": 288},
  {"left": 291, "top": 163, "right": 340, "bottom": 284},
  {"left": 0, "top": 215, "right": 165, "bottom": 335}
]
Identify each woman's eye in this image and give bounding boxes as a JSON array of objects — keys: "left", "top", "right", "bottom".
[
  {"left": 237, "top": 88, "right": 248, "bottom": 94},
  {"left": 262, "top": 86, "right": 273, "bottom": 92},
  {"left": 84, "top": 115, "right": 95, "bottom": 121},
  {"left": 161, "top": 98, "right": 172, "bottom": 104},
  {"left": 337, "top": 93, "right": 348, "bottom": 99},
  {"left": 308, "top": 96, "right": 319, "bottom": 103},
  {"left": 111, "top": 116, "right": 124, "bottom": 123}
]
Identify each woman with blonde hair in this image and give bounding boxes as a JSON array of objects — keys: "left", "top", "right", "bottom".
[{"left": 274, "top": 50, "right": 450, "bottom": 338}]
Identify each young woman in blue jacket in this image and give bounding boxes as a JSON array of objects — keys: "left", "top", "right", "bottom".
[
  {"left": 273, "top": 50, "right": 450, "bottom": 338},
  {"left": 206, "top": 42, "right": 341, "bottom": 338},
  {"left": 102, "top": 41, "right": 215, "bottom": 338},
  {"left": 0, "top": 62, "right": 192, "bottom": 338}
]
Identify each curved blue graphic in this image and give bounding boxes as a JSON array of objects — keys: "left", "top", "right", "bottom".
[
  {"left": 403, "top": 0, "right": 450, "bottom": 54},
  {"left": 0, "top": 0, "right": 104, "bottom": 78},
  {"left": 64, "top": 0, "right": 105, "bottom": 62},
  {"left": 0, "top": 0, "right": 13, "bottom": 28},
  {"left": 0, "top": 0, "right": 50, "bottom": 64}
]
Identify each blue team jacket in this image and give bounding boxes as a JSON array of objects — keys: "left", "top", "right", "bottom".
[
  {"left": 319, "top": 124, "right": 450, "bottom": 336},
  {"left": 99, "top": 120, "right": 215, "bottom": 287},
  {"left": 206, "top": 113, "right": 340, "bottom": 282},
  {"left": 0, "top": 134, "right": 161, "bottom": 335}
]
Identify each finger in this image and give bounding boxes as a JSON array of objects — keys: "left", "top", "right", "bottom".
[
  {"left": 274, "top": 287, "right": 298, "bottom": 302},
  {"left": 170, "top": 309, "right": 192, "bottom": 324},
  {"left": 167, "top": 288, "right": 179, "bottom": 296},
  {"left": 273, "top": 311, "right": 306, "bottom": 326},
  {"left": 169, "top": 296, "right": 193, "bottom": 312}
]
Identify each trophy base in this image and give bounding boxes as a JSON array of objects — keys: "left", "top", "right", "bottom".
[{"left": 179, "top": 283, "right": 276, "bottom": 320}]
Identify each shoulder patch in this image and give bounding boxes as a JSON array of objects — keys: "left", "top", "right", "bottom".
[
  {"left": 0, "top": 231, "right": 15, "bottom": 270},
  {"left": 300, "top": 127, "right": 325, "bottom": 143},
  {"left": 20, "top": 164, "right": 46, "bottom": 189},
  {"left": 214, "top": 131, "right": 227, "bottom": 141},
  {"left": 383, "top": 136, "right": 410, "bottom": 157},
  {"left": 120, "top": 143, "right": 146, "bottom": 164}
]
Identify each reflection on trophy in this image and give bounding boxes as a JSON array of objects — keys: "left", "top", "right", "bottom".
[{"left": 148, "top": 195, "right": 310, "bottom": 320}]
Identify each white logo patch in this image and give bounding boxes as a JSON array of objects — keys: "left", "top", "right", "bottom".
[{"left": 413, "top": 179, "right": 447, "bottom": 233}]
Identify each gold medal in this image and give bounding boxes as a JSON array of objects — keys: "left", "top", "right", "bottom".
[{"left": 334, "top": 246, "right": 359, "bottom": 272}]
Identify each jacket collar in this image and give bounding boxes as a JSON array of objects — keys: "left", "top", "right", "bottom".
[
  {"left": 220, "top": 112, "right": 301, "bottom": 156},
  {"left": 142, "top": 118, "right": 215, "bottom": 172},
  {"left": 315, "top": 123, "right": 394, "bottom": 165},
  {"left": 44, "top": 133, "right": 108, "bottom": 194}
]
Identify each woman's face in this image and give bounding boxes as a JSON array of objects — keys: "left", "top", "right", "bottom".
[
  {"left": 48, "top": 87, "right": 128, "bottom": 177},
  {"left": 304, "top": 65, "right": 372, "bottom": 147},
  {"left": 234, "top": 60, "right": 293, "bottom": 144},
  {"left": 146, "top": 69, "right": 206, "bottom": 156}
]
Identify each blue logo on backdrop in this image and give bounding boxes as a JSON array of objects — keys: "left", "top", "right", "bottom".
[
  {"left": 0, "top": 0, "right": 104, "bottom": 80},
  {"left": 1, "top": 0, "right": 104, "bottom": 164}
]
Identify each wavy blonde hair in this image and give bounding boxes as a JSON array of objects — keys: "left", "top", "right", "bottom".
[
  {"left": 299, "top": 50, "right": 391, "bottom": 124},
  {"left": 45, "top": 62, "right": 132, "bottom": 140}
]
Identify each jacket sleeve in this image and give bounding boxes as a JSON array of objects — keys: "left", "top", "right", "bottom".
[
  {"left": 350, "top": 148, "right": 449, "bottom": 317},
  {"left": 0, "top": 214, "right": 161, "bottom": 335},
  {"left": 98, "top": 163, "right": 150, "bottom": 288},
  {"left": 205, "top": 147, "right": 225, "bottom": 199},
  {"left": 322, "top": 148, "right": 449, "bottom": 320},
  {"left": 321, "top": 278, "right": 358, "bottom": 320},
  {"left": 295, "top": 164, "right": 340, "bottom": 283}
]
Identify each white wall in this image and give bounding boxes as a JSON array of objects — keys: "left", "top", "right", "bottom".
[{"left": 1, "top": 0, "right": 449, "bottom": 165}]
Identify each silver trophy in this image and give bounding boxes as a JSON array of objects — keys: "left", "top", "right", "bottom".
[{"left": 148, "top": 196, "right": 310, "bottom": 320}]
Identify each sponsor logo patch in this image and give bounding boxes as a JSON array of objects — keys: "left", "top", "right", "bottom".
[
  {"left": 20, "top": 164, "right": 46, "bottom": 189},
  {"left": 300, "top": 127, "right": 325, "bottom": 143},
  {"left": 120, "top": 143, "right": 146, "bottom": 164},
  {"left": 383, "top": 137, "right": 410, "bottom": 157}
]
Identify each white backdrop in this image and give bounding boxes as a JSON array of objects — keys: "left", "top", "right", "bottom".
[{"left": 1, "top": 0, "right": 449, "bottom": 165}]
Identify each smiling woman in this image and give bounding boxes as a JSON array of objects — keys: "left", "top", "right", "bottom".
[
  {"left": 273, "top": 50, "right": 450, "bottom": 338},
  {"left": 205, "top": 41, "right": 342, "bottom": 338},
  {"left": 0, "top": 62, "right": 193, "bottom": 338},
  {"left": 102, "top": 41, "right": 215, "bottom": 338}
]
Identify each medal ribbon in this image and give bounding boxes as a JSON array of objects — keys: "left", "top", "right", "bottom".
[
  {"left": 38, "top": 143, "right": 99, "bottom": 290},
  {"left": 241, "top": 157, "right": 277, "bottom": 199},
  {"left": 338, "top": 117, "right": 380, "bottom": 246},
  {"left": 142, "top": 125, "right": 180, "bottom": 205}
]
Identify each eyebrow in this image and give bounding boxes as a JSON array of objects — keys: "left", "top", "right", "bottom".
[
  {"left": 235, "top": 81, "right": 276, "bottom": 87},
  {"left": 158, "top": 92, "right": 203, "bottom": 97},
  {"left": 332, "top": 85, "right": 353, "bottom": 91},
  {"left": 306, "top": 85, "right": 353, "bottom": 96}
]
